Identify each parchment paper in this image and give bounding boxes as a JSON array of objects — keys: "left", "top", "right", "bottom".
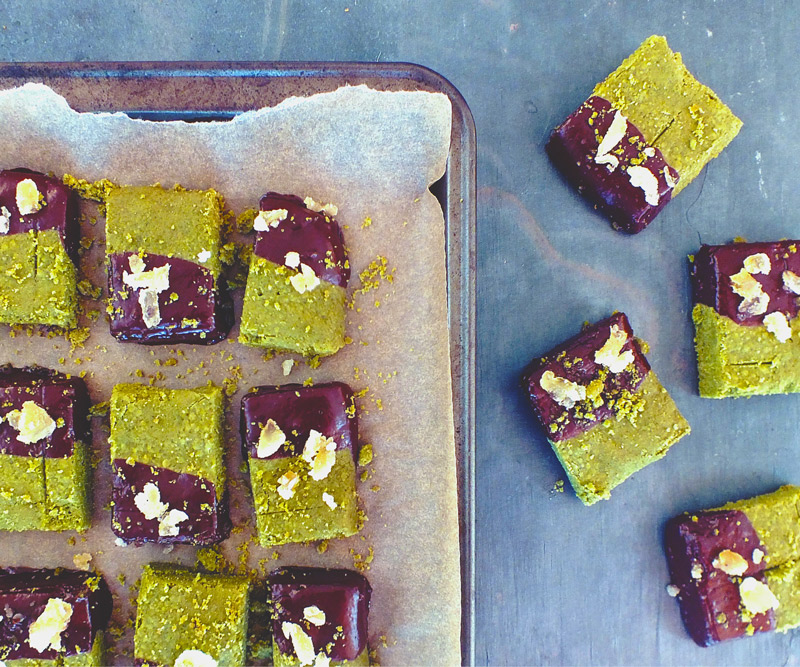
[{"left": 0, "top": 83, "right": 459, "bottom": 666}]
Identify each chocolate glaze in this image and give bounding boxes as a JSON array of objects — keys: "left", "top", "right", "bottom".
[
  {"left": 522, "top": 313, "right": 650, "bottom": 442},
  {"left": 665, "top": 510, "right": 774, "bottom": 646},
  {"left": 270, "top": 567, "right": 371, "bottom": 662},
  {"left": 691, "top": 240, "right": 800, "bottom": 325},
  {"left": 0, "top": 567, "right": 112, "bottom": 660},
  {"left": 108, "top": 252, "right": 232, "bottom": 345},
  {"left": 0, "top": 365, "right": 89, "bottom": 459},
  {"left": 0, "top": 168, "right": 80, "bottom": 259},
  {"left": 254, "top": 193, "right": 349, "bottom": 287},
  {"left": 240, "top": 382, "right": 358, "bottom": 461},
  {"left": 547, "top": 96, "right": 677, "bottom": 234},
  {"left": 111, "top": 459, "right": 230, "bottom": 546}
]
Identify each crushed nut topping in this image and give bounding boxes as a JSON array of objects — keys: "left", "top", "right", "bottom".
[
  {"left": 302, "top": 430, "right": 337, "bottom": 481},
  {"left": 690, "top": 563, "right": 704, "bottom": 580},
  {"left": 282, "top": 359, "right": 295, "bottom": 376},
  {"left": 303, "top": 605, "right": 326, "bottom": 626},
  {"left": 174, "top": 649, "right": 218, "bottom": 667},
  {"left": 594, "top": 324, "right": 635, "bottom": 373},
  {"left": 322, "top": 492, "right": 337, "bottom": 510},
  {"left": 197, "top": 249, "right": 212, "bottom": 263},
  {"left": 712, "top": 549, "right": 749, "bottom": 576},
  {"left": 764, "top": 311, "right": 791, "bottom": 343},
  {"left": 133, "top": 482, "right": 188, "bottom": 537},
  {"left": 743, "top": 253, "right": 771, "bottom": 275},
  {"left": 277, "top": 471, "right": 300, "bottom": 500},
  {"left": 627, "top": 165, "right": 660, "bottom": 206},
  {"left": 539, "top": 370, "right": 586, "bottom": 409},
  {"left": 303, "top": 197, "right": 338, "bottom": 217},
  {"left": 253, "top": 209, "right": 288, "bottom": 231},
  {"left": 5, "top": 401, "right": 56, "bottom": 444},
  {"left": 123, "top": 257, "right": 171, "bottom": 328},
  {"left": 752, "top": 548, "right": 765, "bottom": 565},
  {"left": 730, "top": 269, "right": 769, "bottom": 316},
  {"left": 0, "top": 206, "right": 10, "bottom": 234},
  {"left": 666, "top": 584, "right": 680, "bottom": 598},
  {"left": 285, "top": 251, "right": 301, "bottom": 269},
  {"left": 257, "top": 419, "right": 286, "bottom": 458},
  {"left": 28, "top": 598, "right": 73, "bottom": 653},
  {"left": 783, "top": 270, "right": 800, "bottom": 295},
  {"left": 739, "top": 577, "right": 779, "bottom": 614},
  {"left": 663, "top": 166, "right": 679, "bottom": 189},
  {"left": 290, "top": 263, "right": 321, "bottom": 294},
  {"left": 594, "top": 111, "right": 627, "bottom": 172},
  {"left": 16, "top": 179, "right": 43, "bottom": 216},
  {"left": 282, "top": 621, "right": 316, "bottom": 666}
]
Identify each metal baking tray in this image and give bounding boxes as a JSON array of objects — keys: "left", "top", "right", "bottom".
[{"left": 0, "top": 62, "right": 476, "bottom": 666}]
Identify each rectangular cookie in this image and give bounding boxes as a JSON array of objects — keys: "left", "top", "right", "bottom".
[
  {"left": 522, "top": 312, "right": 690, "bottom": 505},
  {"left": 0, "top": 365, "right": 91, "bottom": 531},
  {"left": 691, "top": 240, "right": 800, "bottom": 397},
  {"left": 239, "top": 193, "right": 348, "bottom": 357},
  {"left": 109, "top": 383, "right": 229, "bottom": 545},
  {"left": 105, "top": 184, "right": 231, "bottom": 344},
  {"left": 0, "top": 169, "right": 78, "bottom": 328},
  {"left": 270, "top": 567, "right": 372, "bottom": 667},
  {"left": 240, "top": 382, "right": 360, "bottom": 546},
  {"left": 0, "top": 567, "right": 112, "bottom": 665},
  {"left": 665, "top": 485, "right": 800, "bottom": 646},
  {"left": 547, "top": 35, "right": 742, "bottom": 233},
  {"left": 134, "top": 564, "right": 250, "bottom": 667}
]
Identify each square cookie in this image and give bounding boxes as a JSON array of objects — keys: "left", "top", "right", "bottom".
[
  {"left": 270, "top": 567, "right": 372, "bottom": 667},
  {"left": 665, "top": 485, "right": 800, "bottom": 646},
  {"left": 109, "top": 383, "right": 229, "bottom": 545},
  {"left": 0, "top": 365, "right": 91, "bottom": 532},
  {"left": 105, "top": 184, "right": 231, "bottom": 344},
  {"left": 547, "top": 35, "right": 742, "bottom": 233},
  {"left": 522, "top": 312, "right": 690, "bottom": 505},
  {"left": 239, "top": 193, "right": 348, "bottom": 357},
  {"left": 240, "top": 382, "right": 360, "bottom": 546},
  {"left": 134, "top": 564, "right": 250, "bottom": 667},
  {"left": 0, "top": 169, "right": 79, "bottom": 328},
  {"left": 0, "top": 567, "right": 112, "bottom": 664},
  {"left": 691, "top": 240, "right": 800, "bottom": 397}
]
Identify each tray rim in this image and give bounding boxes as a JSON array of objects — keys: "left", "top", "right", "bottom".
[{"left": 0, "top": 60, "right": 477, "bottom": 667}]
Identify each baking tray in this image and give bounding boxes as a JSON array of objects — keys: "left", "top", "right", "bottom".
[{"left": 0, "top": 62, "right": 476, "bottom": 666}]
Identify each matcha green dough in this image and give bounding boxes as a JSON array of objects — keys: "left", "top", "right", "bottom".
[
  {"left": 0, "top": 230, "right": 77, "bottom": 328},
  {"left": 44, "top": 443, "right": 91, "bottom": 532},
  {"left": 0, "top": 454, "right": 46, "bottom": 531},
  {"left": 250, "top": 451, "right": 359, "bottom": 546},
  {"left": 721, "top": 485, "right": 800, "bottom": 569},
  {"left": 693, "top": 303, "right": 800, "bottom": 398},
  {"left": 109, "top": 383, "right": 225, "bottom": 493},
  {"left": 593, "top": 35, "right": 742, "bottom": 196},
  {"left": 239, "top": 256, "right": 346, "bottom": 357},
  {"left": 766, "top": 558, "right": 800, "bottom": 633},
  {"left": 134, "top": 564, "right": 250, "bottom": 667},
  {"left": 105, "top": 185, "right": 223, "bottom": 278},
  {"left": 550, "top": 372, "right": 691, "bottom": 505}
]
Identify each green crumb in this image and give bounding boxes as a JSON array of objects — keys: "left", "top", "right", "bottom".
[
  {"left": 63, "top": 174, "right": 116, "bottom": 203},
  {"left": 77, "top": 279, "right": 103, "bottom": 300},
  {"left": 117, "top": 573, "right": 126, "bottom": 586},
  {"left": 552, "top": 480, "right": 565, "bottom": 494},
  {"left": 316, "top": 540, "right": 329, "bottom": 554},
  {"left": 236, "top": 208, "right": 258, "bottom": 234},
  {"left": 358, "top": 443, "right": 373, "bottom": 467},
  {"left": 306, "top": 355, "right": 322, "bottom": 369},
  {"left": 196, "top": 546, "right": 230, "bottom": 573},
  {"left": 89, "top": 401, "right": 110, "bottom": 418},
  {"left": 66, "top": 327, "right": 91, "bottom": 351}
]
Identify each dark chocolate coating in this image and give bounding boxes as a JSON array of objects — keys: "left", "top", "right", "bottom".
[
  {"left": 107, "top": 252, "right": 232, "bottom": 345},
  {"left": 0, "top": 567, "right": 112, "bottom": 660},
  {"left": 270, "top": 567, "right": 371, "bottom": 662},
  {"left": 665, "top": 510, "right": 774, "bottom": 646},
  {"left": 547, "top": 96, "right": 677, "bottom": 234},
  {"left": 691, "top": 240, "right": 800, "bottom": 325},
  {"left": 240, "top": 382, "right": 358, "bottom": 460},
  {"left": 0, "top": 365, "right": 89, "bottom": 459},
  {"left": 522, "top": 312, "right": 650, "bottom": 442},
  {"left": 0, "top": 168, "right": 80, "bottom": 259},
  {"left": 111, "top": 459, "right": 230, "bottom": 546},
  {"left": 255, "top": 193, "right": 349, "bottom": 287}
]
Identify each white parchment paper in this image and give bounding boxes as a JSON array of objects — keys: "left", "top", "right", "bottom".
[{"left": 0, "top": 83, "right": 459, "bottom": 665}]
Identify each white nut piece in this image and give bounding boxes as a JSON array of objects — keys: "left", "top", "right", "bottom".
[
  {"left": 627, "top": 165, "right": 660, "bottom": 206},
  {"left": 712, "top": 549, "right": 749, "bottom": 577},
  {"left": 253, "top": 208, "right": 288, "bottom": 231},
  {"left": 28, "top": 598, "right": 73, "bottom": 653},
  {"left": 764, "top": 311, "right": 791, "bottom": 343},
  {"left": 257, "top": 419, "right": 286, "bottom": 458},
  {"left": 783, "top": 270, "right": 800, "bottom": 295},
  {"left": 282, "top": 622, "right": 316, "bottom": 666},
  {"left": 5, "top": 401, "right": 56, "bottom": 445},
  {"left": 739, "top": 577, "right": 779, "bottom": 614},
  {"left": 743, "top": 253, "right": 771, "bottom": 275},
  {"left": 730, "top": 269, "right": 769, "bottom": 316},
  {"left": 594, "top": 324, "right": 635, "bottom": 373},
  {"left": 539, "top": 370, "right": 586, "bottom": 409},
  {"left": 16, "top": 179, "right": 43, "bottom": 216}
]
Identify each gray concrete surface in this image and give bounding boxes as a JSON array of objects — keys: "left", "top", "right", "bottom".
[{"left": 2, "top": 2, "right": 800, "bottom": 665}]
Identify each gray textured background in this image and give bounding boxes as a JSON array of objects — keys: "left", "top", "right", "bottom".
[{"left": 2, "top": 2, "right": 799, "bottom": 665}]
